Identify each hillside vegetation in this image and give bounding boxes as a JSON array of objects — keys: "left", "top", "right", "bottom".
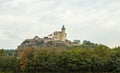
[{"left": 0, "top": 41, "right": 120, "bottom": 73}]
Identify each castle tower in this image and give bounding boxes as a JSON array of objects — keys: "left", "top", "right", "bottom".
[
  {"left": 53, "top": 25, "right": 67, "bottom": 41},
  {"left": 62, "top": 25, "right": 65, "bottom": 32},
  {"left": 61, "top": 25, "right": 66, "bottom": 41}
]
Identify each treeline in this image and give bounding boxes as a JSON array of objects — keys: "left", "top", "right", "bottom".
[{"left": 0, "top": 45, "right": 120, "bottom": 73}]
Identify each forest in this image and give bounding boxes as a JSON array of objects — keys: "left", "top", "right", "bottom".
[{"left": 0, "top": 41, "right": 120, "bottom": 73}]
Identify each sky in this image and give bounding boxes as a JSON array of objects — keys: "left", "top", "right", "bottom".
[{"left": 0, "top": 0, "right": 120, "bottom": 49}]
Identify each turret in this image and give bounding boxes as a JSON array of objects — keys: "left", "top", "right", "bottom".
[
  {"left": 61, "top": 25, "right": 65, "bottom": 32},
  {"left": 61, "top": 25, "right": 66, "bottom": 41}
]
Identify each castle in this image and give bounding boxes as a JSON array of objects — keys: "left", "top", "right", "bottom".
[
  {"left": 44, "top": 25, "right": 67, "bottom": 42},
  {"left": 18, "top": 25, "right": 80, "bottom": 49},
  {"left": 52, "top": 25, "right": 66, "bottom": 41}
]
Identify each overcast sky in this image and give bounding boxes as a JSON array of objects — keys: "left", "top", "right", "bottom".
[{"left": 0, "top": 0, "right": 120, "bottom": 49}]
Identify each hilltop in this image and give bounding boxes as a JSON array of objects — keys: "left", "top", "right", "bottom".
[{"left": 18, "top": 26, "right": 80, "bottom": 49}]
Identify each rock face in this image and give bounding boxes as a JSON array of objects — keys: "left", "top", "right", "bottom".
[{"left": 18, "top": 26, "right": 80, "bottom": 49}]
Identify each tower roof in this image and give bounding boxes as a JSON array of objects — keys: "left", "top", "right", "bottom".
[{"left": 62, "top": 25, "right": 65, "bottom": 30}]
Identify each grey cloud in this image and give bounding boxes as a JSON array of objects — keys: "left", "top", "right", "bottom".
[{"left": 0, "top": 0, "right": 120, "bottom": 49}]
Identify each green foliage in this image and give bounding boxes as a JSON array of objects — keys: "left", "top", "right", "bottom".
[
  {"left": 0, "top": 45, "right": 120, "bottom": 73},
  {"left": 80, "top": 40, "right": 98, "bottom": 49}
]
